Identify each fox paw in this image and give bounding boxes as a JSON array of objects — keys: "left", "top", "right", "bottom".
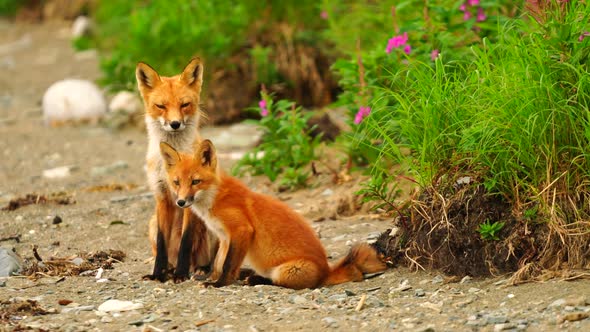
[
  {"left": 202, "top": 280, "right": 227, "bottom": 288},
  {"left": 172, "top": 273, "right": 190, "bottom": 284},
  {"left": 142, "top": 273, "right": 167, "bottom": 282}
]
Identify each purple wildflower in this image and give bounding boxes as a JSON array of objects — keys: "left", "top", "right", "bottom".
[
  {"left": 403, "top": 44, "right": 411, "bottom": 55},
  {"left": 259, "top": 99, "right": 269, "bottom": 117},
  {"left": 459, "top": 4, "right": 466, "bottom": 11},
  {"left": 386, "top": 32, "right": 411, "bottom": 55},
  {"left": 579, "top": 31, "right": 590, "bottom": 42},
  {"left": 468, "top": 0, "right": 480, "bottom": 5},
  {"left": 320, "top": 10, "right": 328, "bottom": 20},
  {"left": 476, "top": 7, "right": 486, "bottom": 22},
  {"left": 354, "top": 106, "right": 371, "bottom": 124},
  {"left": 463, "top": 11, "right": 471, "bottom": 21},
  {"left": 431, "top": 49, "right": 440, "bottom": 61}
]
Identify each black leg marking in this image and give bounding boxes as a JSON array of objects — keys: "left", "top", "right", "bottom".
[
  {"left": 204, "top": 244, "right": 234, "bottom": 288},
  {"left": 245, "top": 275, "right": 274, "bottom": 286},
  {"left": 145, "top": 229, "right": 168, "bottom": 282},
  {"left": 174, "top": 222, "right": 195, "bottom": 283},
  {"left": 238, "top": 268, "right": 256, "bottom": 280}
]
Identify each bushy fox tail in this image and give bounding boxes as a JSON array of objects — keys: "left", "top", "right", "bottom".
[{"left": 322, "top": 243, "right": 388, "bottom": 286}]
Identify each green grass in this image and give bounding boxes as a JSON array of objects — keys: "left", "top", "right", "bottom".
[{"left": 358, "top": 1, "right": 590, "bottom": 214}]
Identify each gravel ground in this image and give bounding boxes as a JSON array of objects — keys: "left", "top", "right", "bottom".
[{"left": 1, "top": 19, "right": 589, "bottom": 332}]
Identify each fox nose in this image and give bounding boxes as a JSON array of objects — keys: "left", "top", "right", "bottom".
[
  {"left": 176, "top": 199, "right": 186, "bottom": 207},
  {"left": 170, "top": 121, "right": 181, "bottom": 130}
]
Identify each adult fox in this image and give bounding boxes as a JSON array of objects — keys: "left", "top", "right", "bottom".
[
  {"left": 160, "top": 140, "right": 388, "bottom": 289},
  {"left": 136, "top": 58, "right": 217, "bottom": 282}
]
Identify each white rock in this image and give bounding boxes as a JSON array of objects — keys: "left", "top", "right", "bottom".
[
  {"left": 42, "top": 79, "right": 107, "bottom": 125},
  {"left": 97, "top": 299, "right": 143, "bottom": 312},
  {"left": 108, "top": 91, "right": 142, "bottom": 114},
  {"left": 42, "top": 165, "right": 77, "bottom": 179},
  {"left": 72, "top": 16, "right": 92, "bottom": 38}
]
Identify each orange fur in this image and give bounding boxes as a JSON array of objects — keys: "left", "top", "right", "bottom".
[
  {"left": 160, "top": 140, "right": 388, "bottom": 289},
  {"left": 137, "top": 58, "right": 217, "bottom": 281}
]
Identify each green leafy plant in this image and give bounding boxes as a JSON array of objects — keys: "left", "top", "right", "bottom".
[
  {"left": 478, "top": 220, "right": 505, "bottom": 241},
  {"left": 0, "top": 0, "right": 21, "bottom": 16},
  {"left": 356, "top": 169, "right": 401, "bottom": 213},
  {"left": 233, "top": 92, "right": 322, "bottom": 190}
]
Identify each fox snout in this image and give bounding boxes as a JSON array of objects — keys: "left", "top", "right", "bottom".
[
  {"left": 159, "top": 117, "right": 186, "bottom": 132},
  {"left": 176, "top": 197, "right": 193, "bottom": 208}
]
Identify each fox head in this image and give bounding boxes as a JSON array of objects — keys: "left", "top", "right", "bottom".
[
  {"left": 160, "top": 139, "right": 219, "bottom": 208},
  {"left": 136, "top": 58, "right": 203, "bottom": 132}
]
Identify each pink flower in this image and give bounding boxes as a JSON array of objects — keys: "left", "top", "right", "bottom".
[
  {"left": 354, "top": 106, "right": 371, "bottom": 124},
  {"left": 463, "top": 11, "right": 471, "bottom": 21},
  {"left": 386, "top": 39, "right": 395, "bottom": 54},
  {"left": 386, "top": 32, "right": 411, "bottom": 55},
  {"left": 468, "top": 0, "right": 480, "bottom": 5},
  {"left": 459, "top": 4, "right": 466, "bottom": 11},
  {"left": 476, "top": 7, "right": 486, "bottom": 22},
  {"left": 354, "top": 111, "right": 363, "bottom": 124},
  {"left": 431, "top": 49, "right": 440, "bottom": 61},
  {"left": 403, "top": 44, "right": 411, "bottom": 55},
  {"left": 258, "top": 99, "right": 268, "bottom": 117},
  {"left": 320, "top": 10, "right": 328, "bottom": 20},
  {"left": 579, "top": 31, "right": 590, "bottom": 42}
]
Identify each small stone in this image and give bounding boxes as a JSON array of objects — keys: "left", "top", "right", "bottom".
[
  {"left": 344, "top": 290, "right": 356, "bottom": 296},
  {"left": 43, "top": 166, "right": 77, "bottom": 179},
  {"left": 486, "top": 315, "right": 508, "bottom": 324},
  {"left": 415, "top": 289, "right": 426, "bottom": 297},
  {"left": 328, "top": 294, "right": 347, "bottom": 302},
  {"left": 494, "top": 323, "right": 515, "bottom": 331},
  {"left": 460, "top": 276, "right": 472, "bottom": 284},
  {"left": 0, "top": 248, "right": 23, "bottom": 277},
  {"left": 549, "top": 298, "right": 566, "bottom": 308},
  {"left": 289, "top": 295, "right": 307, "bottom": 305},
  {"left": 61, "top": 305, "right": 95, "bottom": 313},
  {"left": 468, "top": 287, "right": 481, "bottom": 294},
  {"left": 322, "top": 317, "right": 338, "bottom": 328},
  {"left": 506, "top": 293, "right": 515, "bottom": 299},
  {"left": 52, "top": 215, "right": 63, "bottom": 224},
  {"left": 456, "top": 176, "right": 471, "bottom": 185},
  {"left": 321, "top": 188, "right": 334, "bottom": 196},
  {"left": 70, "top": 257, "right": 84, "bottom": 266},
  {"left": 98, "top": 299, "right": 143, "bottom": 312},
  {"left": 432, "top": 275, "right": 444, "bottom": 284},
  {"left": 100, "top": 316, "right": 113, "bottom": 323}
]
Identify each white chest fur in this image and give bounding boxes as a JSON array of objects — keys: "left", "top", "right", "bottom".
[{"left": 190, "top": 188, "right": 227, "bottom": 241}]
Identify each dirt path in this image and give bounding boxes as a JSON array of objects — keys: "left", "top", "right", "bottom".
[{"left": 1, "top": 20, "right": 589, "bottom": 332}]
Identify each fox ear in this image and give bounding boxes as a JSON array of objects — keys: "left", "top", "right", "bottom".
[
  {"left": 197, "top": 139, "right": 217, "bottom": 169},
  {"left": 136, "top": 62, "right": 161, "bottom": 93},
  {"left": 180, "top": 57, "right": 203, "bottom": 89},
  {"left": 160, "top": 142, "right": 180, "bottom": 168}
]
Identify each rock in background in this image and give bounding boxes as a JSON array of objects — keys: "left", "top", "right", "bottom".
[{"left": 42, "top": 79, "right": 107, "bottom": 126}]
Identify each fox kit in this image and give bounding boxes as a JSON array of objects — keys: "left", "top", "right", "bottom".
[
  {"left": 160, "top": 140, "right": 388, "bottom": 289},
  {"left": 136, "top": 58, "right": 218, "bottom": 282}
]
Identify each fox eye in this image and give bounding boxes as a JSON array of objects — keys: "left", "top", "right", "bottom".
[
  {"left": 181, "top": 102, "right": 190, "bottom": 108},
  {"left": 156, "top": 104, "right": 166, "bottom": 109},
  {"left": 191, "top": 179, "right": 201, "bottom": 185},
  {"left": 173, "top": 179, "right": 180, "bottom": 186}
]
